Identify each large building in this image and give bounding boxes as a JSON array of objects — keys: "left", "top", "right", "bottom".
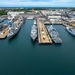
[{"left": 7, "top": 11, "right": 24, "bottom": 19}]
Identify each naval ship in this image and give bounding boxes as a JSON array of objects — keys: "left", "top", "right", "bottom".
[
  {"left": 7, "top": 25, "right": 21, "bottom": 39},
  {"left": 47, "top": 25, "right": 62, "bottom": 44},
  {"left": 31, "top": 24, "right": 37, "bottom": 41},
  {"left": 7, "top": 18, "right": 24, "bottom": 39},
  {"left": 66, "top": 26, "right": 75, "bottom": 36}
]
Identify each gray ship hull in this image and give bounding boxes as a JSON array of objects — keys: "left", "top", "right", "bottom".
[
  {"left": 47, "top": 26, "right": 62, "bottom": 44},
  {"left": 66, "top": 28, "right": 75, "bottom": 36},
  {"left": 31, "top": 25, "right": 37, "bottom": 41},
  {"left": 7, "top": 18, "right": 24, "bottom": 39},
  {"left": 8, "top": 26, "right": 21, "bottom": 39}
]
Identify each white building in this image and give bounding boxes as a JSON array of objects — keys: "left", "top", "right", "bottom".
[
  {"left": 48, "top": 16, "right": 61, "bottom": 19},
  {"left": 7, "top": 11, "right": 24, "bottom": 19}
]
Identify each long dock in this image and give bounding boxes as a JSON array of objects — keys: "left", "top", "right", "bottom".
[{"left": 37, "top": 19, "right": 52, "bottom": 44}]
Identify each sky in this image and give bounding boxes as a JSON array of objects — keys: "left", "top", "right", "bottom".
[{"left": 0, "top": 0, "right": 75, "bottom": 7}]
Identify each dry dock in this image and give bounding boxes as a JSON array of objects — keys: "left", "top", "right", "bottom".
[
  {"left": 37, "top": 19, "right": 52, "bottom": 44},
  {"left": 0, "top": 26, "right": 9, "bottom": 39}
]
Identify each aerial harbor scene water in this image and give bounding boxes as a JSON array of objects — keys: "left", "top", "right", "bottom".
[{"left": 1, "top": 0, "right": 75, "bottom": 75}]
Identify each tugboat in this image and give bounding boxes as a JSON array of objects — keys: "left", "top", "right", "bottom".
[
  {"left": 66, "top": 26, "right": 75, "bottom": 36},
  {"left": 31, "top": 24, "right": 37, "bottom": 41}
]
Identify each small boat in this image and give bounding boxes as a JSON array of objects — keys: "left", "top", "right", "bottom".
[{"left": 33, "top": 20, "right": 37, "bottom": 25}]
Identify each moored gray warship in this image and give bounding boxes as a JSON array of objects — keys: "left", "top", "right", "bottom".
[{"left": 47, "top": 25, "right": 62, "bottom": 44}]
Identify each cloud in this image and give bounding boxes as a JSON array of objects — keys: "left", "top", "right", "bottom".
[
  {"left": 0, "top": 2, "right": 55, "bottom": 7},
  {"left": 53, "top": 0, "right": 73, "bottom": 2},
  {"left": 0, "top": 0, "right": 74, "bottom": 7},
  {"left": 20, "top": 0, "right": 73, "bottom": 2}
]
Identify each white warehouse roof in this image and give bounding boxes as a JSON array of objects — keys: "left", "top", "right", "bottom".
[{"left": 48, "top": 16, "right": 61, "bottom": 19}]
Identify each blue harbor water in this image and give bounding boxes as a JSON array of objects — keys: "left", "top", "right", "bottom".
[
  {"left": 0, "top": 20, "right": 75, "bottom": 75},
  {"left": 1, "top": 19, "right": 9, "bottom": 24}
]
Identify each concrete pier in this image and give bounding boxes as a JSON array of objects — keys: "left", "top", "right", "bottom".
[
  {"left": 37, "top": 19, "right": 52, "bottom": 44},
  {"left": 0, "top": 25, "right": 9, "bottom": 39}
]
